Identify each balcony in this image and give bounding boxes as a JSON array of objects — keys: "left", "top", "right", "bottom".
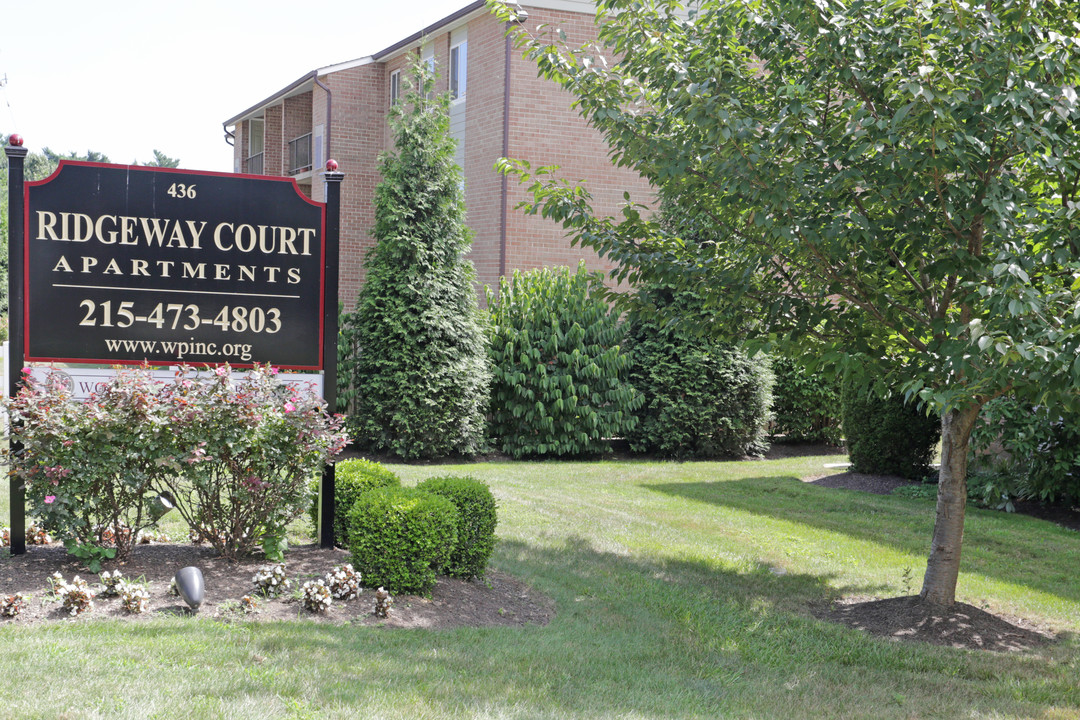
[
  {"left": 246, "top": 152, "right": 264, "bottom": 175},
  {"left": 289, "top": 133, "right": 312, "bottom": 176}
]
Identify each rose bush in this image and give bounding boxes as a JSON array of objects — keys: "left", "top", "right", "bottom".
[
  {"left": 157, "top": 365, "right": 348, "bottom": 559},
  {"left": 4, "top": 364, "right": 347, "bottom": 567}
]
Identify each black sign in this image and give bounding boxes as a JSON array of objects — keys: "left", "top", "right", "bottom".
[{"left": 25, "top": 162, "right": 325, "bottom": 369}]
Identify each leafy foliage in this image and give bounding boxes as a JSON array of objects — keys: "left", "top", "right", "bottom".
[
  {"left": 4, "top": 365, "right": 347, "bottom": 567},
  {"left": 158, "top": 365, "right": 347, "bottom": 560},
  {"left": 969, "top": 398, "right": 1080, "bottom": 507},
  {"left": 624, "top": 285, "right": 773, "bottom": 458},
  {"left": 492, "top": 0, "right": 1080, "bottom": 606},
  {"left": 770, "top": 355, "right": 843, "bottom": 445},
  {"left": 415, "top": 475, "right": 498, "bottom": 579},
  {"left": 841, "top": 378, "right": 940, "bottom": 481},
  {"left": 348, "top": 62, "right": 490, "bottom": 460},
  {"left": 347, "top": 487, "right": 459, "bottom": 595},
  {"left": 4, "top": 366, "right": 175, "bottom": 563},
  {"left": 309, "top": 458, "right": 401, "bottom": 547},
  {"left": 486, "top": 263, "right": 640, "bottom": 457}
]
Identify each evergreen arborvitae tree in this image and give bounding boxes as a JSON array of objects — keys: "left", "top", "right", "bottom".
[{"left": 347, "top": 66, "right": 489, "bottom": 460}]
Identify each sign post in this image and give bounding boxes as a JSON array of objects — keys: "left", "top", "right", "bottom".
[
  {"left": 5, "top": 136, "right": 28, "bottom": 556},
  {"left": 320, "top": 161, "right": 343, "bottom": 549}
]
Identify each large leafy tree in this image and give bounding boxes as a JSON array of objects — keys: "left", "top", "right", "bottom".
[
  {"left": 347, "top": 63, "right": 490, "bottom": 460},
  {"left": 492, "top": 0, "right": 1080, "bottom": 606}
]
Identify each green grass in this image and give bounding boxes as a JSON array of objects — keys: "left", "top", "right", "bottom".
[{"left": 2, "top": 454, "right": 1080, "bottom": 719}]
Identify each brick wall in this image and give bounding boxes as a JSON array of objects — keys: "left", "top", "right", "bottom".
[
  {"left": 503, "top": 7, "right": 654, "bottom": 288},
  {"left": 227, "top": 3, "right": 652, "bottom": 307}
]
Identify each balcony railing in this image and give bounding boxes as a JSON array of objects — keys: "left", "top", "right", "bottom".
[
  {"left": 289, "top": 133, "right": 312, "bottom": 176},
  {"left": 246, "top": 152, "right": 264, "bottom": 175}
]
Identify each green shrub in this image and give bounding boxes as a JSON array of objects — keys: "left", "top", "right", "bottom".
[
  {"left": 841, "top": 378, "right": 940, "bottom": 480},
  {"left": 347, "top": 487, "right": 459, "bottom": 595},
  {"left": 624, "top": 286, "right": 774, "bottom": 458},
  {"left": 486, "top": 263, "right": 641, "bottom": 458},
  {"left": 969, "top": 397, "right": 1080, "bottom": 507},
  {"left": 346, "top": 61, "right": 489, "bottom": 460},
  {"left": 769, "top": 355, "right": 843, "bottom": 445},
  {"left": 415, "top": 475, "right": 497, "bottom": 579},
  {"left": 5, "top": 364, "right": 348, "bottom": 567},
  {"left": 309, "top": 458, "right": 401, "bottom": 547}
]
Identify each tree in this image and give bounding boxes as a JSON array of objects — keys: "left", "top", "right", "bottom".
[
  {"left": 492, "top": 0, "right": 1080, "bottom": 606},
  {"left": 142, "top": 150, "right": 181, "bottom": 168},
  {"left": 346, "top": 62, "right": 490, "bottom": 460}
]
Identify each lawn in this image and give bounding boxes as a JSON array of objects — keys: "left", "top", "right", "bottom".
[{"left": 1, "top": 453, "right": 1078, "bottom": 719}]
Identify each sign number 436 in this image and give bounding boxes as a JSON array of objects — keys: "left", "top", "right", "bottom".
[{"left": 167, "top": 183, "right": 197, "bottom": 199}]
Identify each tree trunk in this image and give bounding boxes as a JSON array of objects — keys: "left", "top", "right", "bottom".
[{"left": 919, "top": 403, "right": 983, "bottom": 606}]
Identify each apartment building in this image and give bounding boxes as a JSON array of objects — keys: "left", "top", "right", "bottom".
[{"left": 222, "top": 0, "right": 653, "bottom": 305}]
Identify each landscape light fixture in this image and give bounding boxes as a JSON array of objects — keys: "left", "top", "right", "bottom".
[{"left": 174, "top": 567, "right": 205, "bottom": 611}]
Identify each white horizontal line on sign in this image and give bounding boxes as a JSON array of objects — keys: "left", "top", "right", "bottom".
[
  {"left": 27, "top": 366, "right": 324, "bottom": 402},
  {"left": 51, "top": 284, "right": 302, "bottom": 300}
]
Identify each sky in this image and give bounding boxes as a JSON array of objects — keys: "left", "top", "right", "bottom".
[{"left": 0, "top": 0, "right": 468, "bottom": 173}]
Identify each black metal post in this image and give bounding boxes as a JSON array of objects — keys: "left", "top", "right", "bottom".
[
  {"left": 319, "top": 161, "right": 344, "bottom": 549},
  {"left": 5, "top": 137, "right": 28, "bottom": 556}
]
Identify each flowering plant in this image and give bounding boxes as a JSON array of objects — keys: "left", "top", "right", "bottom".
[
  {"left": 99, "top": 570, "right": 125, "bottom": 597},
  {"left": 0, "top": 593, "right": 28, "bottom": 617},
  {"left": 157, "top": 364, "right": 348, "bottom": 559},
  {"left": 51, "top": 574, "right": 95, "bottom": 616},
  {"left": 325, "top": 563, "right": 362, "bottom": 600},
  {"left": 252, "top": 562, "right": 291, "bottom": 597},
  {"left": 3, "top": 363, "right": 347, "bottom": 566},
  {"left": 120, "top": 583, "right": 150, "bottom": 614},
  {"left": 4, "top": 366, "right": 175, "bottom": 566},
  {"left": 300, "top": 579, "right": 333, "bottom": 613}
]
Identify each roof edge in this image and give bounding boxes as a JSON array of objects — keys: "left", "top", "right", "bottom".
[
  {"left": 373, "top": 0, "right": 487, "bottom": 61},
  {"left": 223, "top": 71, "right": 317, "bottom": 128}
]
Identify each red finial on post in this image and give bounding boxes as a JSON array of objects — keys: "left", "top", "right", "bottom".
[
  {"left": 326, "top": 159, "right": 339, "bottom": 172},
  {"left": 8, "top": 134, "right": 23, "bottom": 147}
]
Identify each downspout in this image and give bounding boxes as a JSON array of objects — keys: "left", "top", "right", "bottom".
[
  {"left": 314, "top": 72, "right": 333, "bottom": 173},
  {"left": 499, "top": 26, "right": 512, "bottom": 279}
]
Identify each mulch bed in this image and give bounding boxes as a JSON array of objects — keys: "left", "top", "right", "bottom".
[
  {"left": 792, "top": 447, "right": 1074, "bottom": 652},
  {"left": 0, "top": 543, "right": 554, "bottom": 629}
]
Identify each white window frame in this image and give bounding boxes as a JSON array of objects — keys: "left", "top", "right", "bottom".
[
  {"left": 450, "top": 40, "right": 467, "bottom": 101},
  {"left": 248, "top": 118, "right": 264, "bottom": 156},
  {"left": 389, "top": 69, "right": 401, "bottom": 106}
]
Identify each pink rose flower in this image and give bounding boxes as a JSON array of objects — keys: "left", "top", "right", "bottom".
[{"left": 44, "top": 496, "right": 56, "bottom": 504}]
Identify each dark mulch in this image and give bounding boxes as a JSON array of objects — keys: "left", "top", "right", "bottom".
[
  {"left": 791, "top": 446, "right": 1075, "bottom": 652},
  {"left": 814, "top": 596, "right": 1054, "bottom": 652},
  {"left": 0, "top": 543, "right": 554, "bottom": 629}
]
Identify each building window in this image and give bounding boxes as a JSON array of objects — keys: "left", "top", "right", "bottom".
[
  {"left": 390, "top": 69, "right": 401, "bottom": 106},
  {"left": 450, "top": 41, "right": 467, "bottom": 101},
  {"left": 247, "top": 118, "right": 264, "bottom": 175}
]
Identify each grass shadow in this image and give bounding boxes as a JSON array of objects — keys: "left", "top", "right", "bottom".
[{"left": 646, "top": 475, "right": 1080, "bottom": 604}]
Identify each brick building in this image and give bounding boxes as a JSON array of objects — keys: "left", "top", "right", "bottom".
[{"left": 222, "top": 0, "right": 653, "bottom": 306}]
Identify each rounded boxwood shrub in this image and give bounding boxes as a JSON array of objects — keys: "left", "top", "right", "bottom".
[
  {"left": 309, "top": 458, "right": 401, "bottom": 547},
  {"left": 347, "top": 486, "right": 459, "bottom": 595},
  {"left": 841, "top": 378, "right": 940, "bottom": 480},
  {"left": 415, "top": 475, "right": 497, "bottom": 579}
]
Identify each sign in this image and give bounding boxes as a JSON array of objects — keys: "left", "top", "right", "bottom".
[
  {"left": 27, "top": 366, "right": 323, "bottom": 402},
  {"left": 24, "top": 162, "right": 325, "bottom": 369}
]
